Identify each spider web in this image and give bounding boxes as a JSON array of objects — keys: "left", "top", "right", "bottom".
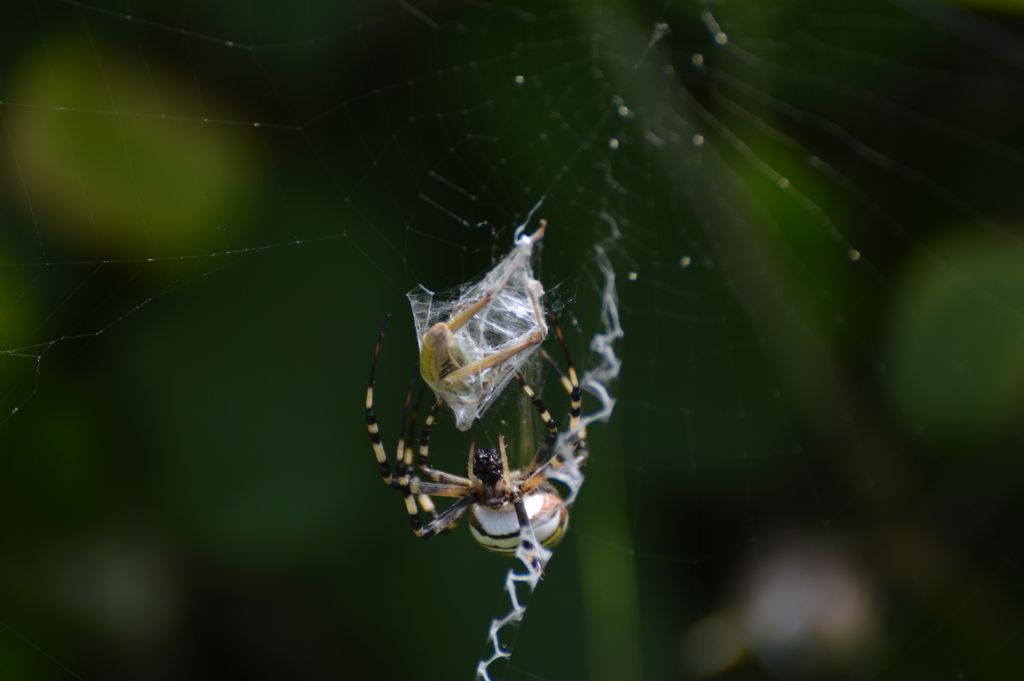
[{"left": 2, "top": 2, "right": 1024, "bottom": 680}]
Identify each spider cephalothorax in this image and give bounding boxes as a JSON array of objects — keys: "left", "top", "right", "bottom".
[
  {"left": 471, "top": 446, "right": 509, "bottom": 507},
  {"left": 365, "top": 314, "right": 587, "bottom": 554}
]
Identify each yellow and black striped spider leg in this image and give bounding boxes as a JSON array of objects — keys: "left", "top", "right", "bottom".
[
  {"left": 415, "top": 397, "right": 447, "bottom": 482},
  {"left": 397, "top": 382, "right": 438, "bottom": 520},
  {"left": 552, "top": 315, "right": 585, "bottom": 456},
  {"left": 366, "top": 314, "right": 395, "bottom": 487},
  {"left": 535, "top": 316, "right": 583, "bottom": 435},
  {"left": 417, "top": 397, "right": 442, "bottom": 471},
  {"left": 513, "top": 372, "right": 559, "bottom": 469},
  {"left": 547, "top": 315, "right": 583, "bottom": 434},
  {"left": 521, "top": 315, "right": 589, "bottom": 491},
  {"left": 394, "top": 367, "right": 423, "bottom": 484}
]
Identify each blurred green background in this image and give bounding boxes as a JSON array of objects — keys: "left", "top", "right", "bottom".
[{"left": 2, "top": 1, "right": 1024, "bottom": 679}]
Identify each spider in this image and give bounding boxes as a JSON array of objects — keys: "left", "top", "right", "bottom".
[
  {"left": 418, "top": 221, "right": 547, "bottom": 400},
  {"left": 365, "top": 312, "right": 587, "bottom": 553}
]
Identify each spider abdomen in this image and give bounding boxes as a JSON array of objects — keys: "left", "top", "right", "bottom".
[{"left": 469, "top": 488, "right": 569, "bottom": 555}]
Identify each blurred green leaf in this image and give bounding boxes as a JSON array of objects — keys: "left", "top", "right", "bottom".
[
  {"left": 887, "top": 231, "right": 1024, "bottom": 439},
  {"left": 3, "top": 34, "right": 262, "bottom": 256}
]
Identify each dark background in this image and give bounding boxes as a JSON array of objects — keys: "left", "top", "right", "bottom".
[{"left": 2, "top": 1, "right": 1024, "bottom": 680}]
